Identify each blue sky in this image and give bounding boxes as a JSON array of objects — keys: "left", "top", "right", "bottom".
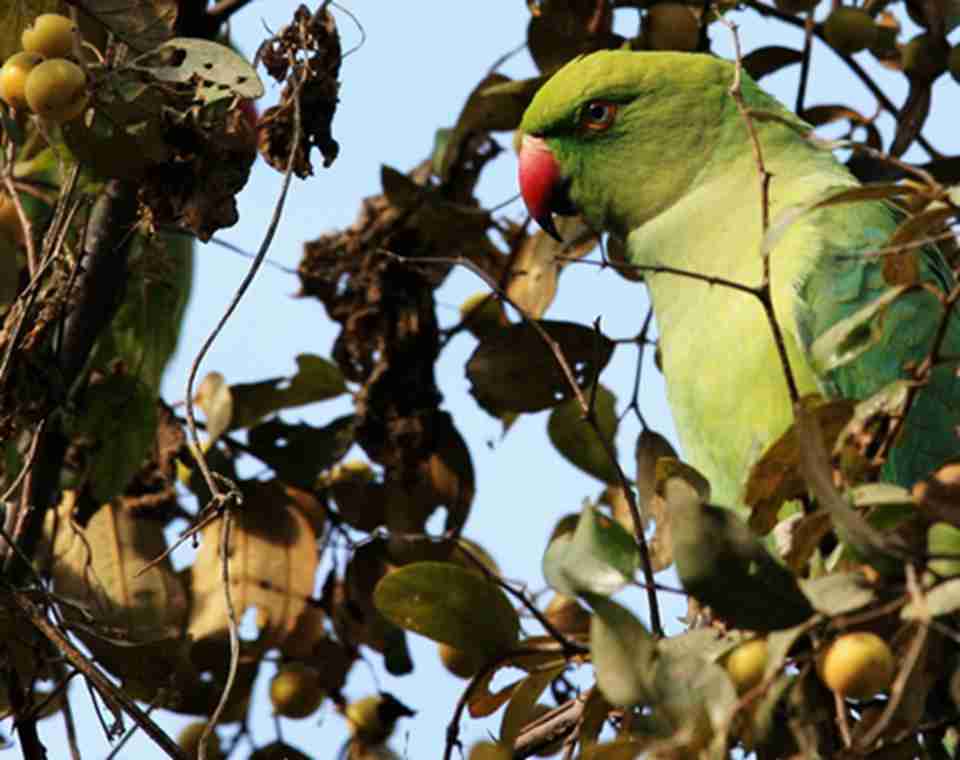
[{"left": 25, "top": 2, "right": 959, "bottom": 758}]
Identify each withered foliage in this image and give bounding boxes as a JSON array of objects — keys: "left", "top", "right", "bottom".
[{"left": 2, "top": 1, "right": 960, "bottom": 759}]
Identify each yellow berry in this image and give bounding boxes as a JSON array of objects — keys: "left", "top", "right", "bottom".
[
  {"left": 22, "top": 14, "right": 80, "bottom": 59},
  {"left": 0, "top": 52, "right": 45, "bottom": 110},
  {"left": 724, "top": 638, "right": 768, "bottom": 695},
  {"left": 24, "top": 58, "right": 87, "bottom": 122},
  {"left": 817, "top": 632, "right": 895, "bottom": 699}
]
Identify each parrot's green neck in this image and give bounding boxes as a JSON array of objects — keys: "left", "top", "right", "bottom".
[{"left": 627, "top": 124, "right": 857, "bottom": 508}]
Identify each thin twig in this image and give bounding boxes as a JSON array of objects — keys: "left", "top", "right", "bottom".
[
  {"left": 183, "top": 55, "right": 306, "bottom": 760},
  {"left": 381, "top": 249, "right": 665, "bottom": 636},
  {"left": 8, "top": 589, "right": 188, "bottom": 760}
]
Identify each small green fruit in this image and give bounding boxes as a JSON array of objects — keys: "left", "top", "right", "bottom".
[
  {"left": 0, "top": 52, "right": 45, "bottom": 110},
  {"left": 822, "top": 7, "right": 878, "bottom": 55},
  {"left": 901, "top": 34, "right": 949, "bottom": 79},
  {"left": 22, "top": 14, "right": 80, "bottom": 59},
  {"left": 24, "top": 58, "right": 87, "bottom": 122},
  {"left": 269, "top": 663, "right": 325, "bottom": 719}
]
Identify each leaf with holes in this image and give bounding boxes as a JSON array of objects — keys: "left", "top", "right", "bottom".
[{"left": 137, "top": 37, "right": 263, "bottom": 102}]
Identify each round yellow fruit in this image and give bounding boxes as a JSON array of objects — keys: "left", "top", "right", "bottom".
[
  {"left": 177, "top": 722, "right": 223, "bottom": 759},
  {"left": 22, "top": 14, "right": 80, "bottom": 59},
  {"left": 724, "top": 638, "right": 768, "bottom": 695},
  {"left": 0, "top": 52, "right": 45, "bottom": 110},
  {"left": 822, "top": 7, "right": 878, "bottom": 55},
  {"left": 24, "top": 58, "right": 87, "bottom": 122},
  {"left": 643, "top": 3, "right": 700, "bottom": 52},
  {"left": 818, "top": 632, "right": 895, "bottom": 699},
  {"left": 901, "top": 34, "right": 949, "bottom": 79},
  {"left": 269, "top": 663, "right": 325, "bottom": 719}
]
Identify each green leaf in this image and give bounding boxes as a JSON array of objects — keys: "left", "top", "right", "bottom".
[
  {"left": 374, "top": 562, "right": 519, "bottom": 657},
  {"left": 229, "top": 354, "right": 347, "bottom": 431},
  {"left": 547, "top": 385, "right": 619, "bottom": 483},
  {"left": 903, "top": 577, "right": 960, "bottom": 620},
  {"left": 77, "top": 373, "right": 157, "bottom": 502},
  {"left": 800, "top": 572, "right": 875, "bottom": 616},
  {"left": 588, "top": 596, "right": 655, "bottom": 707},
  {"left": 928, "top": 522, "right": 960, "bottom": 577},
  {"left": 136, "top": 37, "right": 263, "bottom": 100},
  {"left": 82, "top": 0, "right": 176, "bottom": 52},
  {"left": 542, "top": 504, "right": 638, "bottom": 597},
  {"left": 92, "top": 231, "right": 192, "bottom": 390},
  {"left": 247, "top": 415, "right": 354, "bottom": 488},
  {"left": 467, "top": 320, "right": 614, "bottom": 415}
]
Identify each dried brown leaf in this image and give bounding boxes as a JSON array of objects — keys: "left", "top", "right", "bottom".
[{"left": 186, "top": 481, "right": 318, "bottom": 667}]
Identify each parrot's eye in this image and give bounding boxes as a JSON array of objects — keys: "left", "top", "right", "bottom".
[{"left": 580, "top": 100, "right": 618, "bottom": 132}]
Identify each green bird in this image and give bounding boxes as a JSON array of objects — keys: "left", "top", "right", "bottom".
[{"left": 518, "top": 50, "right": 959, "bottom": 511}]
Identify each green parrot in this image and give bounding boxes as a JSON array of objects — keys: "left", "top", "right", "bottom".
[{"left": 518, "top": 50, "right": 959, "bottom": 511}]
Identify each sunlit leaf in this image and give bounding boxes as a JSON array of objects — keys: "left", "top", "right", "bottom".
[
  {"left": 542, "top": 504, "right": 638, "bottom": 596},
  {"left": 799, "top": 572, "right": 875, "bottom": 615},
  {"left": 588, "top": 595, "right": 655, "bottom": 707},
  {"left": 138, "top": 37, "right": 264, "bottom": 101},
  {"left": 187, "top": 482, "right": 318, "bottom": 667},
  {"left": 193, "top": 371, "right": 233, "bottom": 444}
]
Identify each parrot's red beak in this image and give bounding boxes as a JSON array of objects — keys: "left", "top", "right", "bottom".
[{"left": 518, "top": 134, "right": 570, "bottom": 242}]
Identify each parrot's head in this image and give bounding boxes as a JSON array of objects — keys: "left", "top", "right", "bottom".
[{"left": 518, "top": 50, "right": 776, "bottom": 241}]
